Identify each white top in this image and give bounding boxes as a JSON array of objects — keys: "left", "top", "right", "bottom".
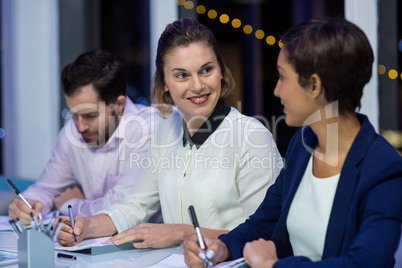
[
  {"left": 23, "top": 98, "right": 162, "bottom": 217},
  {"left": 287, "top": 155, "right": 340, "bottom": 261},
  {"left": 97, "top": 106, "right": 283, "bottom": 232}
]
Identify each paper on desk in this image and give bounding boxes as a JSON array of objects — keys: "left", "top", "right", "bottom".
[
  {"left": 54, "top": 236, "right": 112, "bottom": 251},
  {"left": 147, "top": 254, "right": 248, "bottom": 268},
  {"left": 214, "top": 257, "right": 249, "bottom": 268},
  {"left": 148, "top": 253, "right": 187, "bottom": 268},
  {"left": 0, "top": 232, "right": 18, "bottom": 253}
]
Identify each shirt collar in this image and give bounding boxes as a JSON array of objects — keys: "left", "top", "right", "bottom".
[{"left": 182, "top": 98, "right": 231, "bottom": 149}]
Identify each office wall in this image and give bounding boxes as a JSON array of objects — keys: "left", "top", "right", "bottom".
[
  {"left": 345, "top": 0, "right": 379, "bottom": 132},
  {"left": 1, "top": 0, "right": 59, "bottom": 179}
]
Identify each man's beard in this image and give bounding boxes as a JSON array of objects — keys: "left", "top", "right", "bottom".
[{"left": 82, "top": 111, "right": 119, "bottom": 147}]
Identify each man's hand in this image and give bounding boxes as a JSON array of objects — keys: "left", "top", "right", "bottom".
[
  {"left": 55, "top": 187, "right": 85, "bottom": 210},
  {"left": 8, "top": 198, "right": 44, "bottom": 225}
]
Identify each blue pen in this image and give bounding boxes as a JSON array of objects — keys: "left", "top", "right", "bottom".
[{"left": 68, "top": 205, "right": 77, "bottom": 243}]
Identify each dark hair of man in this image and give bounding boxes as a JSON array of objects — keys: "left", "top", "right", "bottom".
[
  {"left": 280, "top": 17, "right": 374, "bottom": 115},
  {"left": 61, "top": 49, "right": 127, "bottom": 105},
  {"left": 151, "top": 17, "right": 235, "bottom": 116}
]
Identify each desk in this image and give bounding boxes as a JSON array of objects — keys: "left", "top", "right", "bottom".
[
  {"left": 0, "top": 231, "right": 184, "bottom": 268},
  {"left": 3, "top": 229, "right": 402, "bottom": 267}
]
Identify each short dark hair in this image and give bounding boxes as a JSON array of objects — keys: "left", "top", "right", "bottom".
[
  {"left": 152, "top": 18, "right": 235, "bottom": 116},
  {"left": 61, "top": 50, "right": 127, "bottom": 105},
  {"left": 281, "top": 17, "right": 374, "bottom": 115}
]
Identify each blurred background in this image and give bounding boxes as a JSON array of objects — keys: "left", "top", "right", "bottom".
[{"left": 0, "top": 0, "right": 401, "bottom": 180}]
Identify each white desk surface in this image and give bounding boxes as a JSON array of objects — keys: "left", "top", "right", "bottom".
[
  {"left": 3, "top": 229, "right": 402, "bottom": 267},
  {"left": 0, "top": 231, "right": 185, "bottom": 268}
]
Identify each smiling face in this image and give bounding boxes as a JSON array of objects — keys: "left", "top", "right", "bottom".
[
  {"left": 163, "top": 42, "right": 223, "bottom": 125},
  {"left": 65, "top": 84, "right": 121, "bottom": 147},
  {"left": 274, "top": 49, "right": 319, "bottom": 127}
]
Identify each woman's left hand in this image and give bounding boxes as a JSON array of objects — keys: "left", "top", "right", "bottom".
[
  {"left": 243, "top": 239, "right": 278, "bottom": 268},
  {"left": 105, "top": 223, "right": 188, "bottom": 248}
]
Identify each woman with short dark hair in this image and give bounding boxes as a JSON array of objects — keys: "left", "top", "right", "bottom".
[{"left": 184, "top": 17, "right": 402, "bottom": 268}]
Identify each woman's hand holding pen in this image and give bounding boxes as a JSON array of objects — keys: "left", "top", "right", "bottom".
[
  {"left": 56, "top": 214, "right": 87, "bottom": 246},
  {"left": 183, "top": 234, "right": 230, "bottom": 268},
  {"left": 242, "top": 239, "right": 278, "bottom": 268},
  {"left": 8, "top": 198, "right": 44, "bottom": 225},
  {"left": 56, "top": 214, "right": 117, "bottom": 247}
]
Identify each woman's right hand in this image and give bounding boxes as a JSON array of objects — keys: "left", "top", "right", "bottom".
[{"left": 183, "top": 233, "right": 231, "bottom": 268}]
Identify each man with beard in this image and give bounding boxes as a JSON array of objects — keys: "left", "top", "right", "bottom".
[{"left": 8, "top": 50, "right": 161, "bottom": 224}]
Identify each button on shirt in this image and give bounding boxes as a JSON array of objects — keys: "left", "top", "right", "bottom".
[
  {"left": 98, "top": 100, "right": 283, "bottom": 233},
  {"left": 23, "top": 98, "right": 162, "bottom": 216}
]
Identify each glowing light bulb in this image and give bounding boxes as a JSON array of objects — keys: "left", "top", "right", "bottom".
[
  {"left": 220, "top": 14, "right": 229, "bottom": 24},
  {"left": 255, "top": 30, "right": 264, "bottom": 39},
  {"left": 266, "top": 35, "right": 276, "bottom": 45},
  {"left": 184, "top": 1, "right": 194, "bottom": 9},
  {"left": 208, "top": 9, "right": 217, "bottom": 19},
  {"left": 243, "top": 25, "right": 253, "bottom": 34},
  {"left": 378, "top": 65, "right": 386, "bottom": 75},
  {"left": 196, "top": 5, "right": 206, "bottom": 14},
  {"left": 388, "top": 69, "right": 398, "bottom": 79}
]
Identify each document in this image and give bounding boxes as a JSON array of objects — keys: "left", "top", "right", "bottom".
[
  {"left": 0, "top": 250, "right": 18, "bottom": 267},
  {"left": 148, "top": 254, "right": 249, "bottom": 268},
  {"left": 54, "top": 236, "right": 111, "bottom": 251},
  {"left": 55, "top": 236, "right": 135, "bottom": 255},
  {"left": 148, "top": 254, "right": 186, "bottom": 268}
]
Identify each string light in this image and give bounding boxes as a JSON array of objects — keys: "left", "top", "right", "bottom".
[
  {"left": 232, "top": 18, "right": 241, "bottom": 28},
  {"left": 220, "top": 14, "right": 229, "bottom": 24},
  {"left": 378, "top": 65, "right": 386, "bottom": 75},
  {"left": 178, "top": 2, "right": 401, "bottom": 80},
  {"left": 207, "top": 9, "right": 217, "bottom": 19},
  {"left": 266, "top": 35, "right": 276, "bottom": 45},
  {"left": 243, "top": 25, "right": 253, "bottom": 34},
  {"left": 196, "top": 5, "right": 206, "bottom": 14},
  {"left": 255, "top": 30, "right": 265, "bottom": 39},
  {"left": 388, "top": 69, "right": 398, "bottom": 80},
  {"left": 184, "top": 1, "right": 194, "bottom": 9}
]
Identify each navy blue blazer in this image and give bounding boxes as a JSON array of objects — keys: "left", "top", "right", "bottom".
[{"left": 220, "top": 114, "right": 402, "bottom": 267}]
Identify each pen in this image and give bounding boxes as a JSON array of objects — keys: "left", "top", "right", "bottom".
[
  {"left": 6, "top": 178, "right": 43, "bottom": 225},
  {"left": 57, "top": 253, "right": 77, "bottom": 261},
  {"left": 188, "top": 205, "right": 211, "bottom": 268},
  {"left": 68, "top": 205, "right": 77, "bottom": 243},
  {"left": 9, "top": 220, "right": 21, "bottom": 237},
  {"left": 6, "top": 178, "right": 33, "bottom": 209},
  {"left": 51, "top": 219, "right": 62, "bottom": 241}
]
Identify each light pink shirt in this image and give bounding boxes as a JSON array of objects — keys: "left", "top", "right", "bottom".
[{"left": 23, "top": 98, "right": 162, "bottom": 216}]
